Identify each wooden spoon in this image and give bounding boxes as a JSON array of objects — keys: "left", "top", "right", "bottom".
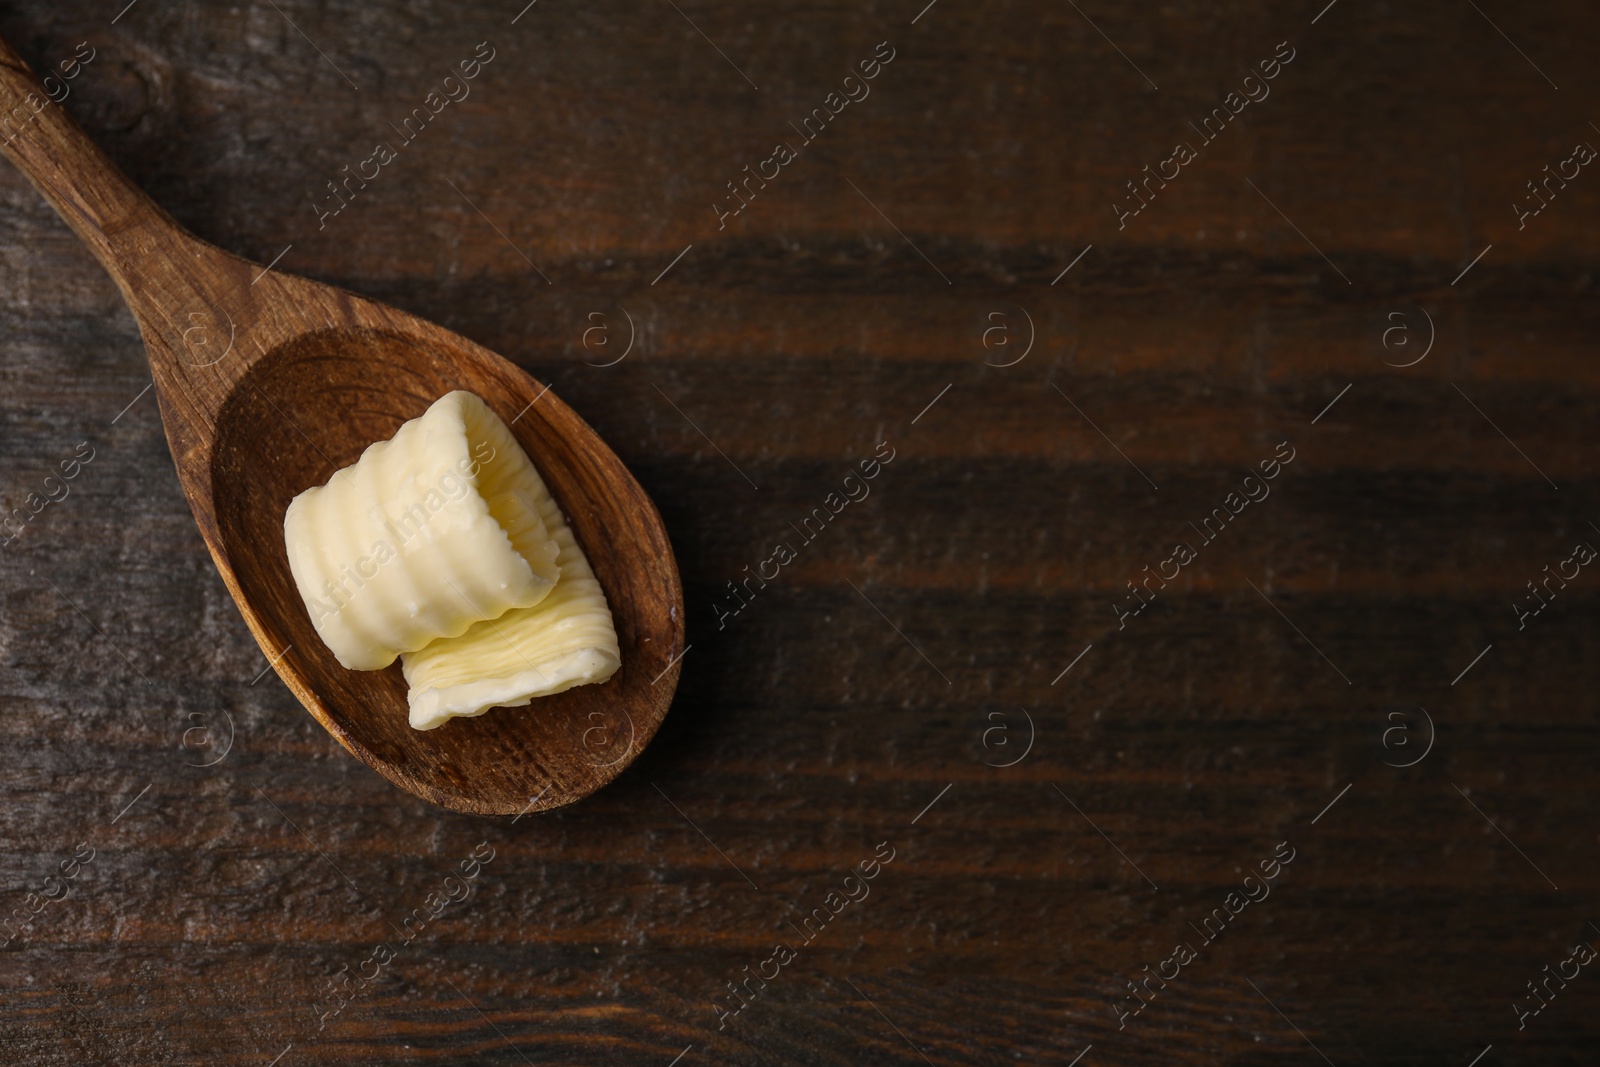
[{"left": 0, "top": 35, "right": 684, "bottom": 815}]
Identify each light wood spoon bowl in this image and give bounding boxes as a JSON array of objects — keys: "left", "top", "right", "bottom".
[{"left": 0, "top": 35, "right": 684, "bottom": 815}]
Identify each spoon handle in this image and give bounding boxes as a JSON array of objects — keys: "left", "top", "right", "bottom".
[{"left": 0, "top": 33, "right": 184, "bottom": 298}]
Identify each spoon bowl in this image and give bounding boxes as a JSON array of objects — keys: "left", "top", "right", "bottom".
[{"left": 0, "top": 34, "right": 683, "bottom": 814}]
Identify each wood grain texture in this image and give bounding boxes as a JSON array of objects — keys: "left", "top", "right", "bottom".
[{"left": 0, "top": 0, "right": 1597, "bottom": 1063}]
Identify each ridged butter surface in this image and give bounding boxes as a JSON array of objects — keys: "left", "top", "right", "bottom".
[
  {"left": 283, "top": 391, "right": 561, "bottom": 670},
  {"left": 402, "top": 473, "right": 620, "bottom": 731}
]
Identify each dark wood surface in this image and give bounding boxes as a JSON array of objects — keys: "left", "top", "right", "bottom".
[{"left": 0, "top": 0, "right": 1596, "bottom": 1063}]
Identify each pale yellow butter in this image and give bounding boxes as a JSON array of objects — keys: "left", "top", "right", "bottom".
[
  {"left": 283, "top": 391, "right": 561, "bottom": 670},
  {"left": 284, "top": 389, "right": 621, "bottom": 731},
  {"left": 402, "top": 461, "right": 620, "bottom": 730}
]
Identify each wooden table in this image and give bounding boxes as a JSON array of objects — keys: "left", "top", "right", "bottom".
[{"left": 0, "top": 1, "right": 1595, "bottom": 1063}]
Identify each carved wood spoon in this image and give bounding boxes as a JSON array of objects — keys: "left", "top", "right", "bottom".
[{"left": 0, "top": 34, "right": 683, "bottom": 815}]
